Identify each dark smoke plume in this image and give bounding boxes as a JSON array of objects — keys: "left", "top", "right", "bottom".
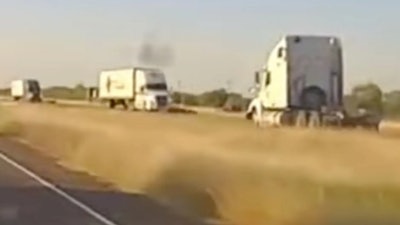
[{"left": 137, "top": 34, "right": 174, "bottom": 67}]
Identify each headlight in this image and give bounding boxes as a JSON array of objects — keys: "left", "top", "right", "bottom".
[{"left": 147, "top": 98, "right": 156, "bottom": 109}]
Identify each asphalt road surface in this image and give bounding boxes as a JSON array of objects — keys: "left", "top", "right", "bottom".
[{"left": 0, "top": 138, "right": 204, "bottom": 225}]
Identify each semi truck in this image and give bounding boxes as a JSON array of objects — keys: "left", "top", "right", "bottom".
[
  {"left": 11, "top": 79, "right": 42, "bottom": 102},
  {"left": 98, "top": 67, "right": 171, "bottom": 111},
  {"left": 246, "top": 35, "right": 381, "bottom": 129}
]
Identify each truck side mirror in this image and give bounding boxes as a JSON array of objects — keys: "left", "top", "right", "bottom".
[
  {"left": 254, "top": 72, "right": 260, "bottom": 84},
  {"left": 249, "top": 87, "right": 257, "bottom": 94}
]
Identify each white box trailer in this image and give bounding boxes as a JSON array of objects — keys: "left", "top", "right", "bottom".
[
  {"left": 98, "top": 67, "right": 170, "bottom": 111},
  {"left": 246, "top": 35, "right": 380, "bottom": 129},
  {"left": 11, "top": 79, "right": 42, "bottom": 102}
]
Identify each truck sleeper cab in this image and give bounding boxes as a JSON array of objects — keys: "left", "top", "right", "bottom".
[
  {"left": 247, "top": 35, "right": 344, "bottom": 127},
  {"left": 11, "top": 79, "right": 42, "bottom": 102}
]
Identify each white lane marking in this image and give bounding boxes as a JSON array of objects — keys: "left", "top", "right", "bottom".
[{"left": 0, "top": 151, "right": 119, "bottom": 225}]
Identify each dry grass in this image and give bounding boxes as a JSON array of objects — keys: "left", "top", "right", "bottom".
[
  {"left": 0, "top": 107, "right": 21, "bottom": 136},
  {"left": 3, "top": 104, "right": 400, "bottom": 224}
]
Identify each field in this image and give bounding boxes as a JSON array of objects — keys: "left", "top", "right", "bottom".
[{"left": 2, "top": 103, "right": 400, "bottom": 225}]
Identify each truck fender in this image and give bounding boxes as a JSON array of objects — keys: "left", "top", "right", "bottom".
[
  {"left": 246, "top": 98, "right": 263, "bottom": 124},
  {"left": 145, "top": 97, "right": 157, "bottom": 111}
]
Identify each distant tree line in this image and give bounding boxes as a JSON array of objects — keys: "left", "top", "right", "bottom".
[
  {"left": 172, "top": 83, "right": 400, "bottom": 116},
  {"left": 1, "top": 82, "right": 400, "bottom": 116},
  {"left": 171, "top": 89, "right": 251, "bottom": 111},
  {"left": 345, "top": 83, "right": 400, "bottom": 118},
  {"left": 0, "top": 83, "right": 87, "bottom": 101}
]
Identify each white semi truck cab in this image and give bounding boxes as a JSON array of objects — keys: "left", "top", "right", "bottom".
[
  {"left": 246, "top": 35, "right": 379, "bottom": 128},
  {"left": 98, "top": 67, "right": 171, "bottom": 111},
  {"left": 11, "top": 79, "right": 42, "bottom": 102}
]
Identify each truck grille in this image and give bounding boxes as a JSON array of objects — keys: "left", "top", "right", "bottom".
[{"left": 156, "top": 96, "right": 168, "bottom": 107}]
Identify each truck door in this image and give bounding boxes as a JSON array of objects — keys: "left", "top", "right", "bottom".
[{"left": 259, "top": 70, "right": 272, "bottom": 108}]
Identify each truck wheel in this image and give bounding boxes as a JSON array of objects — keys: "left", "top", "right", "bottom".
[
  {"left": 245, "top": 108, "right": 255, "bottom": 120},
  {"left": 120, "top": 100, "right": 128, "bottom": 110},
  {"left": 109, "top": 100, "right": 116, "bottom": 109},
  {"left": 308, "top": 111, "right": 321, "bottom": 128},
  {"left": 321, "top": 115, "right": 333, "bottom": 127},
  {"left": 280, "top": 111, "right": 294, "bottom": 126},
  {"left": 295, "top": 110, "right": 308, "bottom": 127},
  {"left": 31, "top": 95, "right": 42, "bottom": 103}
]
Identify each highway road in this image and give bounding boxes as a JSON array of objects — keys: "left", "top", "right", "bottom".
[{"left": 0, "top": 138, "right": 204, "bottom": 225}]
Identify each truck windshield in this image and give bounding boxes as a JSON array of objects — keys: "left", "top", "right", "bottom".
[
  {"left": 146, "top": 83, "right": 167, "bottom": 90},
  {"left": 27, "top": 80, "right": 41, "bottom": 93}
]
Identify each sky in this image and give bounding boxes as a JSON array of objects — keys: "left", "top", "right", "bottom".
[{"left": 0, "top": 0, "right": 399, "bottom": 94}]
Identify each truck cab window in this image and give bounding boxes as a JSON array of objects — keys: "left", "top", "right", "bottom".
[
  {"left": 265, "top": 72, "right": 271, "bottom": 86},
  {"left": 146, "top": 83, "right": 167, "bottom": 90},
  {"left": 27, "top": 80, "right": 41, "bottom": 93},
  {"left": 278, "top": 47, "right": 284, "bottom": 58}
]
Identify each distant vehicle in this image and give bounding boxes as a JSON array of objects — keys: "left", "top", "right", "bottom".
[
  {"left": 246, "top": 35, "right": 380, "bottom": 129},
  {"left": 98, "top": 67, "right": 171, "bottom": 111},
  {"left": 11, "top": 79, "right": 42, "bottom": 102}
]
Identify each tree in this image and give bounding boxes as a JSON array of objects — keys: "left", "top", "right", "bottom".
[
  {"left": 223, "top": 93, "right": 247, "bottom": 112},
  {"left": 383, "top": 91, "right": 400, "bottom": 117},
  {"left": 351, "top": 83, "right": 383, "bottom": 114},
  {"left": 0, "top": 88, "right": 10, "bottom": 96},
  {"left": 171, "top": 92, "right": 182, "bottom": 104},
  {"left": 197, "top": 89, "right": 228, "bottom": 107},
  {"left": 343, "top": 94, "right": 358, "bottom": 115},
  {"left": 171, "top": 92, "right": 199, "bottom": 106},
  {"left": 74, "top": 83, "right": 86, "bottom": 91},
  {"left": 182, "top": 94, "right": 199, "bottom": 106},
  {"left": 42, "top": 84, "right": 87, "bottom": 100}
]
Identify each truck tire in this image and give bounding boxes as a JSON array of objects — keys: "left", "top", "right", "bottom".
[
  {"left": 245, "top": 108, "right": 255, "bottom": 120},
  {"left": 30, "top": 95, "right": 42, "bottom": 103},
  {"left": 118, "top": 100, "right": 128, "bottom": 110},
  {"left": 280, "top": 111, "right": 294, "bottom": 126},
  {"left": 109, "top": 100, "right": 116, "bottom": 109},
  {"left": 295, "top": 110, "right": 308, "bottom": 127},
  {"left": 308, "top": 111, "right": 321, "bottom": 128},
  {"left": 321, "top": 115, "right": 333, "bottom": 127},
  {"left": 122, "top": 101, "right": 128, "bottom": 110}
]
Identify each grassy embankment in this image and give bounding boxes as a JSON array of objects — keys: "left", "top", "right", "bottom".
[{"left": 2, "top": 104, "right": 400, "bottom": 225}]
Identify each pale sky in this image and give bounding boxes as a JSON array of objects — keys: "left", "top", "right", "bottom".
[{"left": 0, "top": 0, "right": 399, "bottom": 94}]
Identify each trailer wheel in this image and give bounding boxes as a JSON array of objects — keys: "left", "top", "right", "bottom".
[
  {"left": 295, "top": 110, "right": 308, "bottom": 127},
  {"left": 308, "top": 111, "right": 321, "bottom": 128},
  {"left": 109, "top": 100, "right": 116, "bottom": 109},
  {"left": 245, "top": 108, "right": 256, "bottom": 120},
  {"left": 321, "top": 115, "right": 339, "bottom": 127},
  {"left": 280, "top": 111, "right": 294, "bottom": 126},
  {"left": 119, "top": 100, "right": 128, "bottom": 110}
]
